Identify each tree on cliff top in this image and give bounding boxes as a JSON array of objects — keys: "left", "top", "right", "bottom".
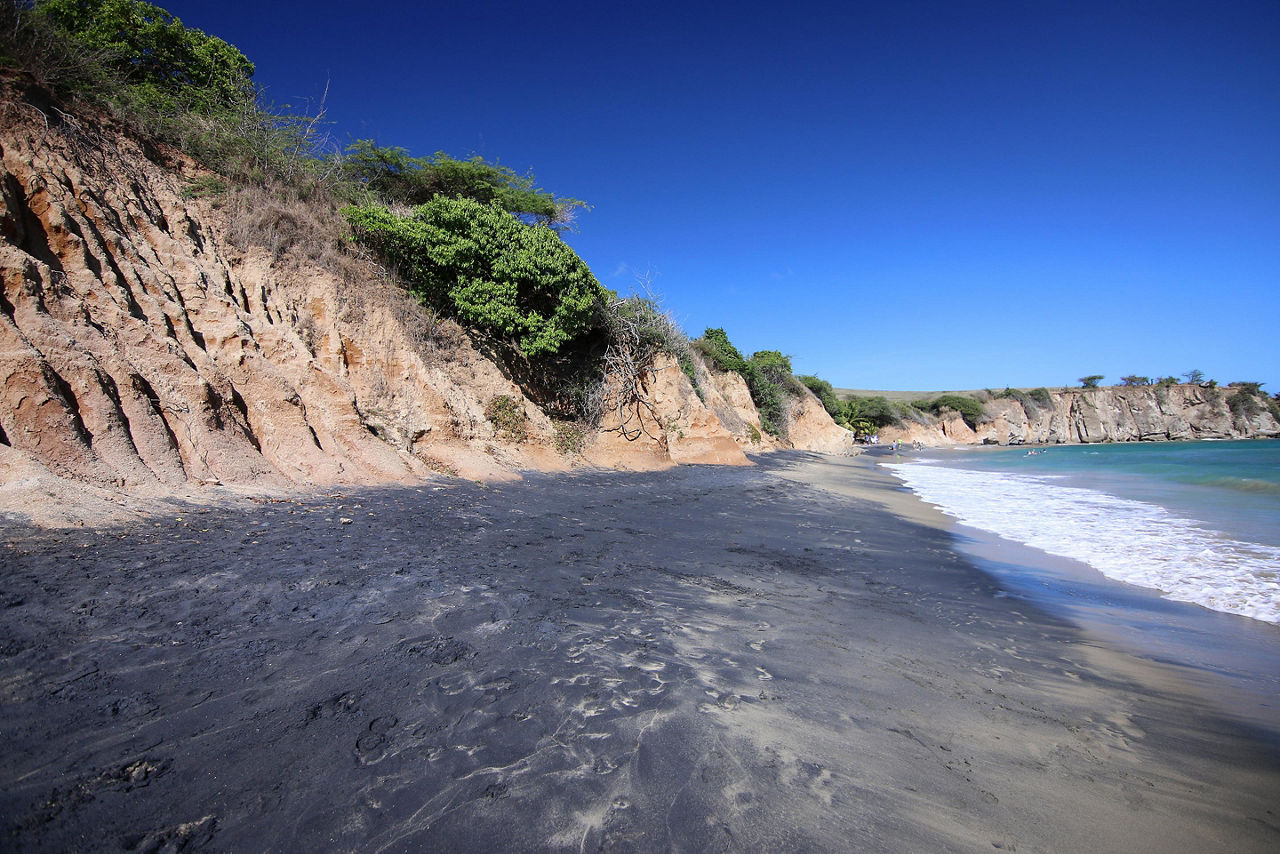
[
  {"left": 1079, "top": 375, "right": 1104, "bottom": 388},
  {"left": 32, "top": 0, "right": 254, "bottom": 114}
]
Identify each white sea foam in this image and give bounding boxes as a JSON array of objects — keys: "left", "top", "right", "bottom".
[{"left": 883, "top": 461, "right": 1280, "bottom": 624}]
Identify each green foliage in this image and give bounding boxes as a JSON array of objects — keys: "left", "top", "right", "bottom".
[
  {"left": 998, "top": 387, "right": 1056, "bottom": 417},
  {"left": 919, "top": 395, "right": 986, "bottom": 429},
  {"left": 552, "top": 420, "right": 588, "bottom": 454},
  {"left": 847, "top": 418, "right": 875, "bottom": 438},
  {"left": 343, "top": 197, "right": 606, "bottom": 357},
  {"left": 1120, "top": 375, "right": 1150, "bottom": 386},
  {"left": 749, "top": 351, "right": 802, "bottom": 393},
  {"left": 689, "top": 330, "right": 801, "bottom": 437},
  {"left": 1228, "top": 381, "right": 1265, "bottom": 395},
  {"left": 745, "top": 350, "right": 805, "bottom": 437},
  {"left": 1079, "top": 375, "right": 1104, "bottom": 389},
  {"left": 35, "top": 0, "right": 255, "bottom": 113},
  {"left": 180, "top": 174, "right": 227, "bottom": 199},
  {"left": 484, "top": 395, "right": 527, "bottom": 441},
  {"left": 797, "top": 374, "right": 841, "bottom": 418},
  {"left": 1226, "top": 383, "right": 1270, "bottom": 424},
  {"left": 1156, "top": 376, "right": 1178, "bottom": 387},
  {"left": 996, "top": 387, "right": 1035, "bottom": 414},
  {"left": 340, "top": 140, "right": 586, "bottom": 226},
  {"left": 1227, "top": 389, "right": 1263, "bottom": 421},
  {"left": 3, "top": 1, "right": 333, "bottom": 189},
  {"left": 691, "top": 328, "right": 747, "bottom": 373},
  {"left": 840, "top": 396, "right": 901, "bottom": 430},
  {"left": 1183, "top": 369, "right": 1205, "bottom": 385}
]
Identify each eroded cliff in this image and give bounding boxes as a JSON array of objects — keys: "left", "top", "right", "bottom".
[
  {"left": 0, "top": 82, "right": 853, "bottom": 524},
  {"left": 879, "top": 385, "right": 1279, "bottom": 447}
]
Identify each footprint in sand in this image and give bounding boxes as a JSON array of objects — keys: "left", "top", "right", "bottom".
[{"left": 354, "top": 715, "right": 399, "bottom": 765}]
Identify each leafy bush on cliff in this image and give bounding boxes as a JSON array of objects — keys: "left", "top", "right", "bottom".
[
  {"left": 340, "top": 140, "right": 585, "bottom": 227},
  {"left": 740, "top": 349, "right": 803, "bottom": 437},
  {"left": 36, "top": 0, "right": 254, "bottom": 113},
  {"left": 692, "top": 328, "right": 747, "bottom": 374},
  {"left": 344, "top": 198, "right": 606, "bottom": 358},
  {"left": 691, "top": 330, "right": 805, "bottom": 437},
  {"left": 917, "top": 395, "right": 986, "bottom": 429},
  {"left": 1226, "top": 384, "right": 1270, "bottom": 425},
  {"left": 797, "top": 375, "right": 842, "bottom": 418},
  {"left": 840, "top": 396, "right": 902, "bottom": 430},
  {"left": 996, "top": 386, "right": 1054, "bottom": 417},
  {"left": 2, "top": 0, "right": 334, "bottom": 188}
]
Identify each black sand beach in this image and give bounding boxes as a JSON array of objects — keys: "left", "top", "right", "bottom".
[{"left": 2, "top": 453, "right": 1278, "bottom": 852}]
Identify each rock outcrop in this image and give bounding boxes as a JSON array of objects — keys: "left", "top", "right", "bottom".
[
  {"left": 980, "top": 385, "right": 1279, "bottom": 445},
  {"left": 878, "top": 385, "right": 1279, "bottom": 447}
]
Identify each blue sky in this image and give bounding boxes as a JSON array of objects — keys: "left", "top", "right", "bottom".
[{"left": 161, "top": 0, "right": 1278, "bottom": 391}]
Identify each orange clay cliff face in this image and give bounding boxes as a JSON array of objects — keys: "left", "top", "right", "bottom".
[{"left": 0, "top": 84, "right": 854, "bottom": 524}]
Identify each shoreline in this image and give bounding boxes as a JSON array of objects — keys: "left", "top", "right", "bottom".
[
  {"left": 2, "top": 454, "right": 1278, "bottom": 850},
  {"left": 852, "top": 444, "right": 1280, "bottom": 739}
]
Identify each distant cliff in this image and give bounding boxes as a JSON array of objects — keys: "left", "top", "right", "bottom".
[{"left": 881, "top": 385, "right": 1280, "bottom": 447}]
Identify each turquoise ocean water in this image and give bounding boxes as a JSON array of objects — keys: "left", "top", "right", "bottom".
[
  {"left": 885, "top": 439, "right": 1280, "bottom": 623},
  {"left": 883, "top": 439, "right": 1280, "bottom": 731}
]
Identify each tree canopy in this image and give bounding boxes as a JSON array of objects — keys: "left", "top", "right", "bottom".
[{"left": 35, "top": 0, "right": 255, "bottom": 114}]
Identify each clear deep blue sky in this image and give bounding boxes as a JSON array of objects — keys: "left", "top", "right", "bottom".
[{"left": 162, "top": 0, "right": 1278, "bottom": 391}]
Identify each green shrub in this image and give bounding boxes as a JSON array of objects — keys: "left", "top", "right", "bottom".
[
  {"left": 690, "top": 330, "right": 802, "bottom": 437},
  {"left": 3, "top": 1, "right": 335, "bottom": 190},
  {"left": 344, "top": 197, "right": 606, "bottom": 358},
  {"left": 841, "top": 396, "right": 901, "bottom": 429},
  {"left": 797, "top": 374, "right": 841, "bottom": 418},
  {"left": 340, "top": 140, "right": 585, "bottom": 226},
  {"left": 997, "top": 386, "right": 1055, "bottom": 417},
  {"left": 1227, "top": 387, "right": 1265, "bottom": 421},
  {"left": 181, "top": 174, "right": 228, "bottom": 199},
  {"left": 485, "top": 395, "right": 527, "bottom": 441},
  {"left": 1228, "top": 381, "right": 1265, "bottom": 396},
  {"left": 552, "top": 420, "right": 588, "bottom": 454},
  {"left": 921, "top": 395, "right": 986, "bottom": 429},
  {"left": 36, "top": 0, "right": 255, "bottom": 114},
  {"left": 692, "top": 328, "right": 747, "bottom": 373}
]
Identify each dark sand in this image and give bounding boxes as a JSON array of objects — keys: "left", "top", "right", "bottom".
[{"left": 1, "top": 453, "right": 1277, "bottom": 852}]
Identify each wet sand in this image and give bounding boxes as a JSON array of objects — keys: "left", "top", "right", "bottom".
[{"left": 2, "top": 453, "right": 1278, "bottom": 851}]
